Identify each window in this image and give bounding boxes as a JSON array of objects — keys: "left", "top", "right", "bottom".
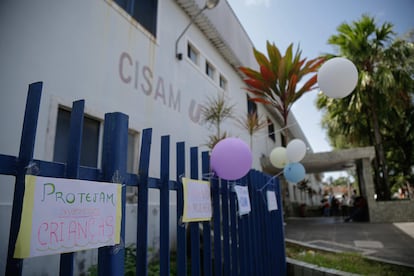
[
  {"left": 219, "top": 74, "right": 227, "bottom": 90},
  {"left": 187, "top": 43, "right": 199, "bottom": 64},
  {"left": 267, "top": 117, "right": 275, "bottom": 142},
  {"left": 247, "top": 95, "right": 259, "bottom": 123},
  {"left": 54, "top": 108, "right": 100, "bottom": 167},
  {"left": 281, "top": 132, "right": 287, "bottom": 146},
  {"left": 205, "top": 61, "right": 215, "bottom": 79},
  {"left": 114, "top": 0, "right": 158, "bottom": 36},
  {"left": 54, "top": 108, "right": 139, "bottom": 172},
  {"left": 127, "top": 131, "right": 139, "bottom": 174},
  {"left": 247, "top": 95, "right": 257, "bottom": 114}
]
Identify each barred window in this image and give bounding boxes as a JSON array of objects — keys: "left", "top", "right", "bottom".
[{"left": 114, "top": 0, "right": 158, "bottom": 36}]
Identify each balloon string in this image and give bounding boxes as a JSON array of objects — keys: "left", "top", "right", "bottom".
[
  {"left": 195, "top": 123, "right": 299, "bottom": 148},
  {"left": 258, "top": 172, "right": 282, "bottom": 193},
  {"left": 256, "top": 122, "right": 298, "bottom": 138},
  {"left": 202, "top": 172, "right": 220, "bottom": 181},
  {"left": 258, "top": 173, "right": 280, "bottom": 207}
]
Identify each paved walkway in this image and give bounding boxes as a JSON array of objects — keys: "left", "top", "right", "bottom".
[{"left": 284, "top": 216, "right": 414, "bottom": 268}]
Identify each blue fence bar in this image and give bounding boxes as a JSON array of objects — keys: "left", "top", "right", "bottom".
[
  {"left": 211, "top": 175, "right": 222, "bottom": 276},
  {"left": 136, "top": 128, "right": 152, "bottom": 276},
  {"left": 6, "top": 82, "right": 42, "bottom": 276},
  {"left": 201, "top": 151, "right": 212, "bottom": 276},
  {"left": 229, "top": 183, "right": 238, "bottom": 276},
  {"left": 2, "top": 82, "right": 287, "bottom": 276},
  {"left": 60, "top": 99, "right": 85, "bottom": 276},
  {"left": 159, "top": 135, "right": 171, "bottom": 276},
  {"left": 98, "top": 112, "right": 129, "bottom": 276},
  {"left": 238, "top": 208, "right": 248, "bottom": 276},
  {"left": 176, "top": 141, "right": 186, "bottom": 275},
  {"left": 189, "top": 147, "right": 201, "bottom": 276}
]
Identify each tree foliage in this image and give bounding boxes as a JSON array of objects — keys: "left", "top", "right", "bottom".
[
  {"left": 200, "top": 93, "right": 235, "bottom": 149},
  {"left": 317, "top": 15, "right": 414, "bottom": 199},
  {"left": 240, "top": 41, "right": 325, "bottom": 145},
  {"left": 234, "top": 111, "right": 268, "bottom": 150}
]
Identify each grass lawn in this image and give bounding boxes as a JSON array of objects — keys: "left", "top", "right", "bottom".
[
  {"left": 286, "top": 241, "right": 414, "bottom": 275},
  {"left": 88, "top": 243, "right": 414, "bottom": 275}
]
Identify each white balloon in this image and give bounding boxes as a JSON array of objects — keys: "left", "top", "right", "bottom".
[
  {"left": 318, "top": 57, "right": 358, "bottom": 99},
  {"left": 269, "top": 147, "right": 288, "bottom": 169},
  {"left": 286, "top": 139, "right": 307, "bottom": 162}
]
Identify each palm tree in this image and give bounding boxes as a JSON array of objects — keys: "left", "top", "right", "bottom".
[
  {"left": 234, "top": 111, "right": 268, "bottom": 150},
  {"left": 239, "top": 41, "right": 325, "bottom": 145},
  {"left": 200, "top": 93, "right": 235, "bottom": 149},
  {"left": 318, "top": 15, "right": 414, "bottom": 200}
]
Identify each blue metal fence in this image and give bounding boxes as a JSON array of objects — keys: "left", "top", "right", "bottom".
[{"left": 2, "top": 82, "right": 286, "bottom": 275}]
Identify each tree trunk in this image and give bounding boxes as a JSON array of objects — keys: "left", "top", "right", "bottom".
[
  {"left": 370, "top": 102, "right": 391, "bottom": 200},
  {"left": 366, "top": 119, "right": 382, "bottom": 197},
  {"left": 281, "top": 110, "right": 290, "bottom": 217}
]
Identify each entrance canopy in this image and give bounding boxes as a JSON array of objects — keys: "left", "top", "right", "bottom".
[
  {"left": 301, "top": 147, "right": 375, "bottom": 174},
  {"left": 261, "top": 146, "right": 375, "bottom": 175}
]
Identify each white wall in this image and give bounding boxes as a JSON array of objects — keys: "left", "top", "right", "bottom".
[{"left": 0, "top": 0, "right": 279, "bottom": 274}]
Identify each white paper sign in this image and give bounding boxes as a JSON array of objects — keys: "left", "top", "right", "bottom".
[
  {"left": 14, "top": 175, "right": 122, "bottom": 258},
  {"left": 234, "top": 185, "right": 251, "bottom": 215},
  {"left": 182, "top": 178, "right": 212, "bottom": 222},
  {"left": 267, "top": 190, "right": 278, "bottom": 211}
]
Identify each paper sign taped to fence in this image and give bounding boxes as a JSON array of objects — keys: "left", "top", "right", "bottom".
[
  {"left": 234, "top": 185, "right": 251, "bottom": 215},
  {"left": 14, "top": 175, "right": 122, "bottom": 258},
  {"left": 267, "top": 190, "right": 278, "bottom": 211},
  {"left": 182, "top": 178, "right": 212, "bottom": 222}
]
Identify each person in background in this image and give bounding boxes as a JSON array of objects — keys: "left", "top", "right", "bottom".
[
  {"left": 330, "top": 195, "right": 339, "bottom": 216},
  {"left": 345, "top": 194, "right": 368, "bottom": 222},
  {"left": 341, "top": 194, "right": 349, "bottom": 218},
  {"left": 348, "top": 189, "right": 357, "bottom": 215},
  {"left": 320, "top": 198, "right": 330, "bottom": 216}
]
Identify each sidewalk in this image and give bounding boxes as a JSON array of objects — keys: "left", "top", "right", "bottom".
[{"left": 284, "top": 216, "right": 414, "bottom": 268}]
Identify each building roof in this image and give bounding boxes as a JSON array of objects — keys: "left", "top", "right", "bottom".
[
  {"left": 175, "top": 0, "right": 312, "bottom": 149},
  {"left": 174, "top": 0, "right": 256, "bottom": 74}
]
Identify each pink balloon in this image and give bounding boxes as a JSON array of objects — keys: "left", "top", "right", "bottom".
[{"left": 210, "top": 138, "right": 252, "bottom": 180}]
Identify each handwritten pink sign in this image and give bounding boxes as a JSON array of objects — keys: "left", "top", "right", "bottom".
[{"left": 14, "top": 175, "right": 122, "bottom": 258}]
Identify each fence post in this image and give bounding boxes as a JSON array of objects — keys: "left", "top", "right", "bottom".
[
  {"left": 272, "top": 176, "right": 287, "bottom": 275},
  {"left": 211, "top": 173, "right": 221, "bottom": 276},
  {"left": 159, "top": 135, "right": 170, "bottom": 276},
  {"left": 238, "top": 203, "right": 248, "bottom": 276},
  {"left": 222, "top": 180, "right": 231, "bottom": 276},
  {"left": 98, "top": 112, "right": 128, "bottom": 276},
  {"left": 256, "top": 172, "right": 266, "bottom": 275},
  {"left": 189, "top": 147, "right": 201, "bottom": 276},
  {"left": 247, "top": 171, "right": 257, "bottom": 275},
  {"left": 252, "top": 171, "right": 264, "bottom": 276},
  {"left": 6, "top": 82, "right": 42, "bottom": 276},
  {"left": 176, "top": 141, "right": 186, "bottom": 275},
  {"left": 136, "top": 128, "right": 152, "bottom": 276},
  {"left": 60, "top": 99, "right": 85, "bottom": 276},
  {"left": 229, "top": 178, "right": 239, "bottom": 276},
  {"left": 201, "top": 151, "right": 212, "bottom": 276}
]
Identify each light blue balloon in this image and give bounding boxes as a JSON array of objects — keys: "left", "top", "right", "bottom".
[{"left": 283, "top": 162, "right": 305, "bottom": 183}]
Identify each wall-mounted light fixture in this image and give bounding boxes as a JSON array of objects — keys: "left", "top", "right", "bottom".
[{"left": 175, "top": 0, "right": 220, "bottom": 60}]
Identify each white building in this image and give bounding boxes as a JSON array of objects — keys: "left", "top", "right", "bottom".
[{"left": 0, "top": 0, "right": 321, "bottom": 274}]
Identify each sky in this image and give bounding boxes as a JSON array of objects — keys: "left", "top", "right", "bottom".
[{"left": 226, "top": 0, "right": 413, "bottom": 153}]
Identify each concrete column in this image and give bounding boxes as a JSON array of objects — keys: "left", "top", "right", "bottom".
[{"left": 360, "top": 158, "right": 376, "bottom": 222}]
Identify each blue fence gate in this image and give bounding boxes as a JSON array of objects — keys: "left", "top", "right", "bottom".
[{"left": 1, "top": 82, "right": 286, "bottom": 275}]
